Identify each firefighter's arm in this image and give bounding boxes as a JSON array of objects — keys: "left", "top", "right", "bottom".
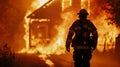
[
  {"left": 66, "top": 30, "right": 74, "bottom": 52},
  {"left": 92, "top": 30, "right": 98, "bottom": 50}
]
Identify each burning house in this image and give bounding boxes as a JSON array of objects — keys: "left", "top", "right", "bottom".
[
  {"left": 27, "top": 0, "right": 62, "bottom": 48},
  {"left": 1, "top": 0, "right": 120, "bottom": 67},
  {"left": 17, "top": 0, "right": 120, "bottom": 66},
  {"left": 18, "top": 0, "right": 120, "bottom": 56},
  {"left": 24, "top": 0, "right": 91, "bottom": 49}
]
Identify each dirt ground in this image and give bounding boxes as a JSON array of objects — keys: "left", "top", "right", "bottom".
[{"left": 14, "top": 51, "right": 120, "bottom": 67}]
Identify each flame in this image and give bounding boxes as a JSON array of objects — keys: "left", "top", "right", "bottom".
[
  {"left": 19, "top": 0, "right": 56, "bottom": 66},
  {"left": 62, "top": 0, "right": 72, "bottom": 11},
  {"left": 80, "top": 0, "right": 120, "bottom": 52},
  {"left": 31, "top": 0, "right": 49, "bottom": 8},
  {"left": 81, "top": 0, "right": 90, "bottom": 13},
  {"left": 23, "top": 0, "right": 49, "bottom": 51},
  {"left": 18, "top": 0, "right": 120, "bottom": 66},
  {"left": 94, "top": 11, "right": 120, "bottom": 52}
]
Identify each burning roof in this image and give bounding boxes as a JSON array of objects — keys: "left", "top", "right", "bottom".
[{"left": 27, "top": 0, "right": 62, "bottom": 19}]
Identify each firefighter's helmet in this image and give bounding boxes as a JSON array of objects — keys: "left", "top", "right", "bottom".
[{"left": 78, "top": 9, "right": 88, "bottom": 15}]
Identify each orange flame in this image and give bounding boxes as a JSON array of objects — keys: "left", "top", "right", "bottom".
[
  {"left": 81, "top": 0, "right": 90, "bottom": 13},
  {"left": 92, "top": 11, "right": 120, "bottom": 52},
  {"left": 19, "top": 0, "right": 56, "bottom": 66},
  {"left": 62, "top": 0, "right": 72, "bottom": 11},
  {"left": 18, "top": 0, "right": 120, "bottom": 66}
]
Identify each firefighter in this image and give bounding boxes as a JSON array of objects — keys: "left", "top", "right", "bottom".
[{"left": 66, "top": 9, "right": 98, "bottom": 67}]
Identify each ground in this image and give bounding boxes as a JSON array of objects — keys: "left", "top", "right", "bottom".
[{"left": 13, "top": 51, "right": 120, "bottom": 67}]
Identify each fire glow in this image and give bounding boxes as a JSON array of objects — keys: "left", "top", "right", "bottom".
[{"left": 18, "top": 0, "right": 120, "bottom": 66}]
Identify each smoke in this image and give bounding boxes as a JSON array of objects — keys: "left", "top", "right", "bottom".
[{"left": 0, "top": 0, "right": 34, "bottom": 51}]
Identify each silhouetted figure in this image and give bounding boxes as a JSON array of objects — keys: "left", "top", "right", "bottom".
[{"left": 66, "top": 9, "right": 98, "bottom": 67}]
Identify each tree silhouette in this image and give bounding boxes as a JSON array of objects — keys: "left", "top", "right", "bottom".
[{"left": 104, "top": 0, "right": 120, "bottom": 27}]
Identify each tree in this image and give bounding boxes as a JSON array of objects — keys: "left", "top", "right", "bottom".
[{"left": 104, "top": 0, "right": 120, "bottom": 27}]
